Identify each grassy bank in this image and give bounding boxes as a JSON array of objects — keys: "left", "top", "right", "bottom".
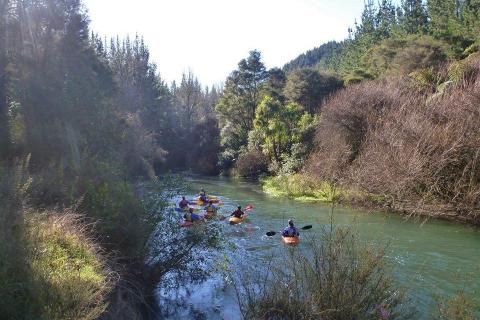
[
  {"left": 0, "top": 212, "right": 110, "bottom": 320},
  {"left": 261, "top": 174, "right": 384, "bottom": 205}
]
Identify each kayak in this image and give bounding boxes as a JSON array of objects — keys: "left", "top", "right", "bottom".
[
  {"left": 175, "top": 207, "right": 200, "bottom": 213},
  {"left": 282, "top": 236, "right": 300, "bottom": 245},
  {"left": 191, "top": 199, "right": 221, "bottom": 205},
  {"left": 180, "top": 220, "right": 204, "bottom": 228},
  {"left": 229, "top": 213, "right": 249, "bottom": 225}
]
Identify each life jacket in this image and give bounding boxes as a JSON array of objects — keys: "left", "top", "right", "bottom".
[
  {"left": 232, "top": 209, "right": 244, "bottom": 218},
  {"left": 283, "top": 226, "right": 298, "bottom": 237}
]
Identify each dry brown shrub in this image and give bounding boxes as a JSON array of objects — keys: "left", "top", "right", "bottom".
[
  {"left": 235, "top": 149, "right": 269, "bottom": 178},
  {"left": 309, "top": 57, "right": 480, "bottom": 223}
]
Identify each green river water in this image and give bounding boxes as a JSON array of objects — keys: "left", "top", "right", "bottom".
[{"left": 158, "top": 176, "right": 480, "bottom": 319}]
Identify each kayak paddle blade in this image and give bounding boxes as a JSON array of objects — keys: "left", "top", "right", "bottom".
[
  {"left": 266, "top": 231, "right": 276, "bottom": 237},
  {"left": 301, "top": 225, "right": 313, "bottom": 230}
]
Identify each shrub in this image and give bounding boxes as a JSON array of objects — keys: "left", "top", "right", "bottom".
[
  {"left": 309, "top": 56, "right": 480, "bottom": 223},
  {"left": 363, "top": 35, "right": 450, "bottom": 78},
  {"left": 233, "top": 224, "right": 413, "bottom": 319},
  {"left": 234, "top": 150, "right": 269, "bottom": 178}
]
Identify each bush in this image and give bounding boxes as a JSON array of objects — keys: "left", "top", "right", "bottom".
[
  {"left": 234, "top": 224, "right": 413, "bottom": 319},
  {"left": 363, "top": 35, "right": 450, "bottom": 78},
  {"left": 309, "top": 78, "right": 412, "bottom": 181},
  {"left": 309, "top": 56, "right": 480, "bottom": 223},
  {"left": 234, "top": 150, "right": 269, "bottom": 178}
]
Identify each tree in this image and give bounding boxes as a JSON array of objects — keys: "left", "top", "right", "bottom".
[
  {"left": 358, "top": 0, "right": 378, "bottom": 36},
  {"left": 400, "top": 0, "right": 429, "bottom": 34},
  {"left": 216, "top": 50, "right": 268, "bottom": 168},
  {"left": 376, "top": 0, "right": 397, "bottom": 38},
  {"left": 253, "top": 96, "right": 314, "bottom": 163},
  {"left": 261, "top": 67, "right": 287, "bottom": 102},
  {"left": 428, "top": 0, "right": 475, "bottom": 51},
  {"left": 175, "top": 70, "right": 203, "bottom": 127},
  {"left": 284, "top": 69, "right": 343, "bottom": 114}
]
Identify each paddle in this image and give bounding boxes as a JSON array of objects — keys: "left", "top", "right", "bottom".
[{"left": 266, "top": 225, "right": 313, "bottom": 237}]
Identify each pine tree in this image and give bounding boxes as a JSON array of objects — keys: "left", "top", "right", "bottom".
[
  {"left": 462, "top": 0, "right": 480, "bottom": 39},
  {"left": 400, "top": 0, "right": 429, "bottom": 34},
  {"left": 216, "top": 50, "right": 268, "bottom": 159},
  {"left": 358, "top": 0, "right": 378, "bottom": 36},
  {"left": 376, "top": 0, "right": 397, "bottom": 38}
]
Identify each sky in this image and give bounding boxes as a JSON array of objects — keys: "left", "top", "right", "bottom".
[{"left": 83, "top": 0, "right": 365, "bottom": 86}]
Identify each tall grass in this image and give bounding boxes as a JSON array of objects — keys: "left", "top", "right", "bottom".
[
  {"left": 233, "top": 223, "right": 414, "bottom": 320},
  {"left": 0, "top": 161, "right": 112, "bottom": 320}
]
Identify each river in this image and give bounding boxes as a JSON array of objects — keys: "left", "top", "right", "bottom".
[{"left": 157, "top": 176, "right": 480, "bottom": 319}]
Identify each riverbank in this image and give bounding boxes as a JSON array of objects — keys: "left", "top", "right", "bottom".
[{"left": 261, "top": 174, "right": 480, "bottom": 226}]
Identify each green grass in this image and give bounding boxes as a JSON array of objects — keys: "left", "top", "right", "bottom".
[
  {"left": 261, "top": 174, "right": 342, "bottom": 202},
  {"left": 0, "top": 210, "right": 111, "bottom": 320},
  {"left": 261, "top": 174, "right": 389, "bottom": 207}
]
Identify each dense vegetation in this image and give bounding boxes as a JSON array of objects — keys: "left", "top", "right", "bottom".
[
  {"left": 0, "top": 0, "right": 221, "bottom": 318},
  {"left": 1, "top": 0, "right": 479, "bottom": 318},
  {"left": 215, "top": 0, "right": 480, "bottom": 224}
]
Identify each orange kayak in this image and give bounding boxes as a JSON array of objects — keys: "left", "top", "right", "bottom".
[
  {"left": 282, "top": 236, "right": 300, "bottom": 245},
  {"left": 229, "top": 213, "right": 249, "bottom": 225}
]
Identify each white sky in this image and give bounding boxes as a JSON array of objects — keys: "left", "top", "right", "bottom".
[{"left": 83, "top": 0, "right": 365, "bottom": 86}]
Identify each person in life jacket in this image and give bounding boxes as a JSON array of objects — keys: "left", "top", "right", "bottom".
[
  {"left": 231, "top": 206, "right": 245, "bottom": 219},
  {"left": 184, "top": 208, "right": 201, "bottom": 222},
  {"left": 205, "top": 201, "right": 217, "bottom": 215},
  {"left": 282, "top": 219, "right": 299, "bottom": 238},
  {"left": 179, "top": 196, "right": 189, "bottom": 210},
  {"left": 199, "top": 188, "right": 207, "bottom": 202}
]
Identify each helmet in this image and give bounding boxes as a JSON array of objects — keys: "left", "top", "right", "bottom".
[
  {"left": 288, "top": 219, "right": 294, "bottom": 226},
  {"left": 237, "top": 206, "right": 241, "bottom": 210}
]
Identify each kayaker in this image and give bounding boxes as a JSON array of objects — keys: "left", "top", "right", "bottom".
[
  {"left": 179, "top": 196, "right": 189, "bottom": 210},
  {"left": 231, "top": 206, "right": 245, "bottom": 219},
  {"left": 282, "top": 219, "right": 299, "bottom": 238},
  {"left": 184, "top": 208, "right": 201, "bottom": 222},
  {"left": 205, "top": 201, "right": 217, "bottom": 215},
  {"left": 199, "top": 188, "right": 207, "bottom": 202}
]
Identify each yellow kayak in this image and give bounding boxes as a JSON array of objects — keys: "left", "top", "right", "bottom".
[
  {"left": 229, "top": 213, "right": 249, "bottom": 225},
  {"left": 282, "top": 236, "right": 300, "bottom": 245}
]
